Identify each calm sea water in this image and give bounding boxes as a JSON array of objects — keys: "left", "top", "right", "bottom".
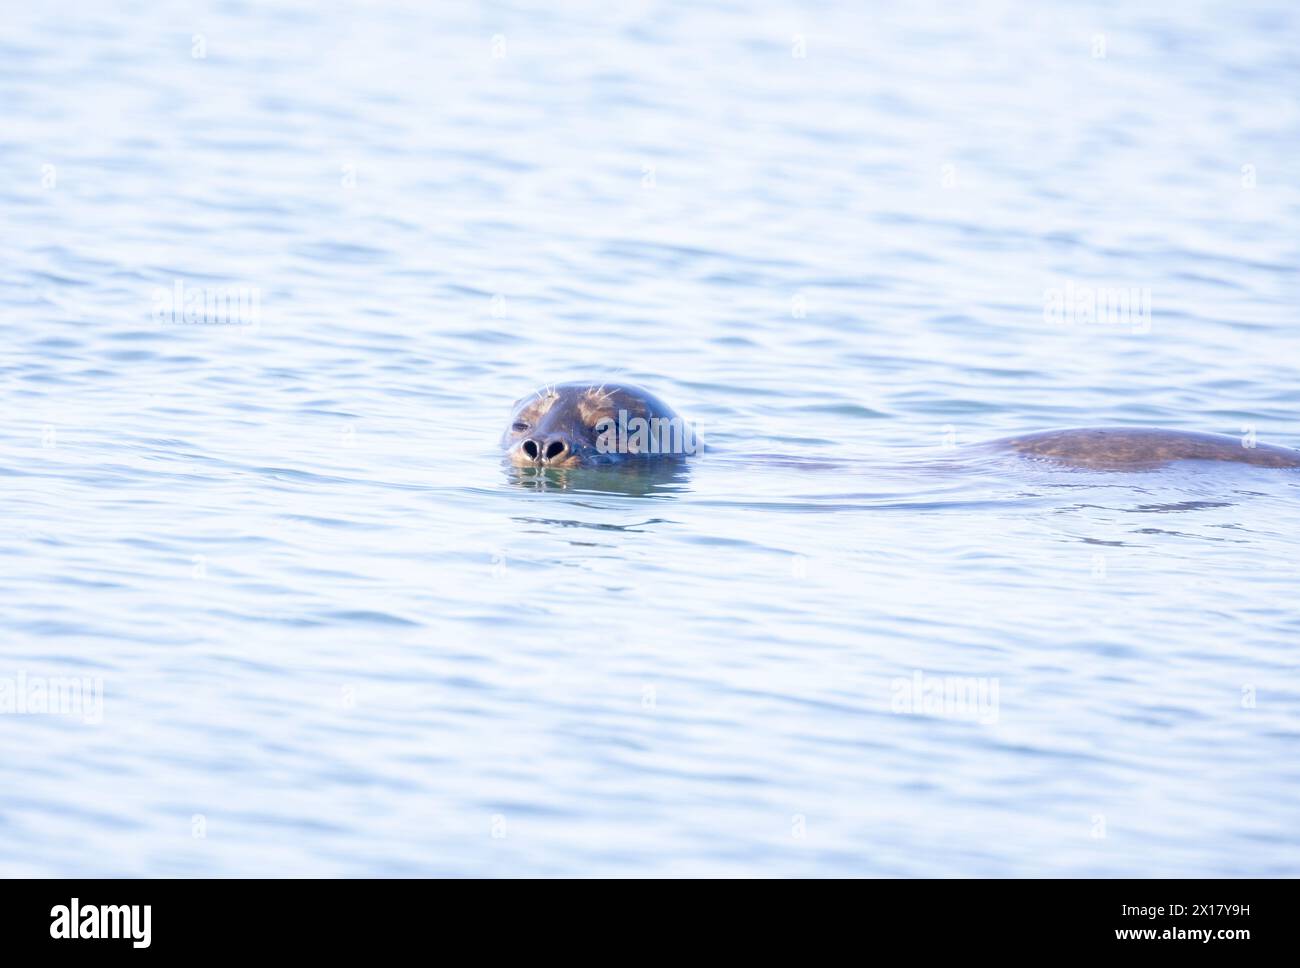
[{"left": 3, "top": 0, "right": 1299, "bottom": 875}]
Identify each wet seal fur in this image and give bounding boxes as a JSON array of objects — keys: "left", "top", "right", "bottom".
[
  {"left": 501, "top": 381, "right": 696, "bottom": 468},
  {"left": 502, "top": 383, "right": 1300, "bottom": 472},
  {"left": 985, "top": 427, "right": 1300, "bottom": 470}
]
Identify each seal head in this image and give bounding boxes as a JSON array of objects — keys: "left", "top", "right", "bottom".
[{"left": 501, "top": 381, "right": 698, "bottom": 468}]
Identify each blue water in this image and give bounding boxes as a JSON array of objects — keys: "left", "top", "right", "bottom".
[{"left": 3, "top": 0, "right": 1300, "bottom": 875}]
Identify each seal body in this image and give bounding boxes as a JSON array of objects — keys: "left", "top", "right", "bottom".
[
  {"left": 501, "top": 384, "right": 1296, "bottom": 473},
  {"left": 989, "top": 427, "right": 1300, "bottom": 470},
  {"left": 501, "top": 381, "right": 700, "bottom": 468}
]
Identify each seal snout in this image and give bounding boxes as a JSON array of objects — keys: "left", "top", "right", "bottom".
[{"left": 518, "top": 434, "right": 572, "bottom": 466}]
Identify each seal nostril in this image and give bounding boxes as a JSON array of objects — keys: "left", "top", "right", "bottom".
[
  {"left": 544, "top": 439, "right": 566, "bottom": 461},
  {"left": 521, "top": 439, "right": 540, "bottom": 461}
]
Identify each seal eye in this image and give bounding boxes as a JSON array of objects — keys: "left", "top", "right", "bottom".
[{"left": 512, "top": 421, "right": 529, "bottom": 432}]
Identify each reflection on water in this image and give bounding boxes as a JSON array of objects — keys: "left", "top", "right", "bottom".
[
  {"left": 503, "top": 459, "right": 693, "bottom": 496},
  {"left": 2, "top": 0, "right": 1300, "bottom": 876}
]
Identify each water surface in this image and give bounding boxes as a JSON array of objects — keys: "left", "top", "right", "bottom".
[{"left": 2, "top": 0, "right": 1299, "bottom": 875}]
